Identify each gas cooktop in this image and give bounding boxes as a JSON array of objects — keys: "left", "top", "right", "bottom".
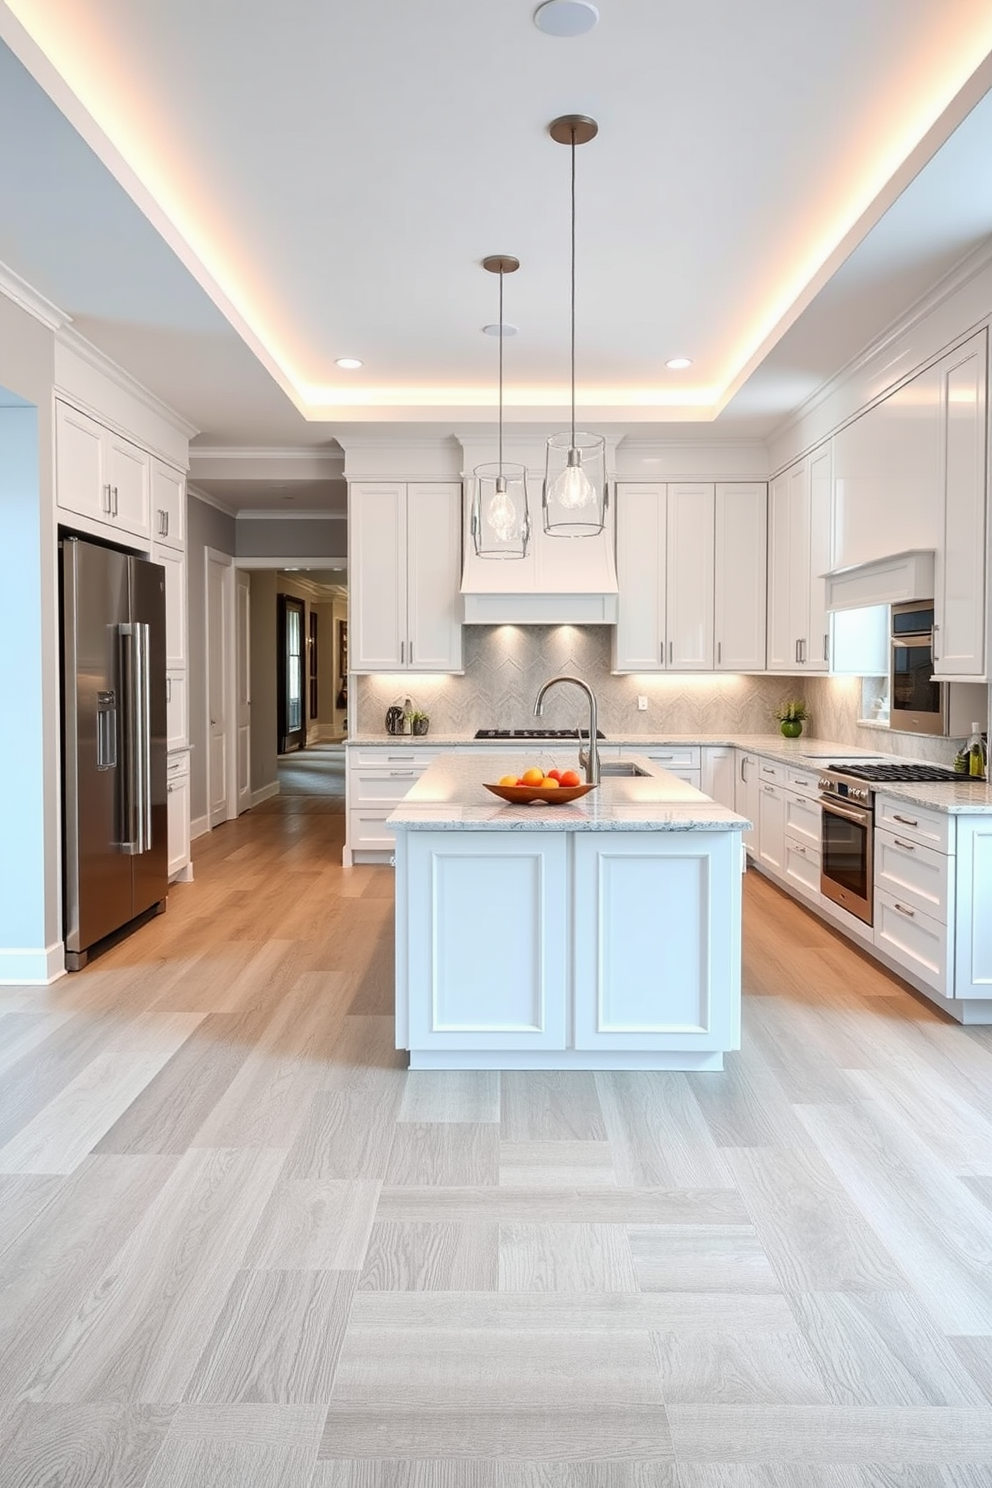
[
  {"left": 474, "top": 728, "right": 606, "bottom": 740},
  {"left": 825, "top": 762, "right": 963, "bottom": 783}
]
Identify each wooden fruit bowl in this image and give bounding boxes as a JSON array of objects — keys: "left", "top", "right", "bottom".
[{"left": 484, "top": 781, "right": 597, "bottom": 806}]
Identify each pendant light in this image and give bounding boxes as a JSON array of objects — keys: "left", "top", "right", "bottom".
[
  {"left": 471, "top": 255, "right": 530, "bottom": 559},
  {"left": 543, "top": 114, "right": 608, "bottom": 537}
]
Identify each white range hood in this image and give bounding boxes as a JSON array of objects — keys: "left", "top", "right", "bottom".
[
  {"left": 460, "top": 492, "right": 619, "bottom": 624},
  {"left": 824, "top": 549, "right": 935, "bottom": 611}
]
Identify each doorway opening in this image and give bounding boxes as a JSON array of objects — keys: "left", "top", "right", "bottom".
[{"left": 278, "top": 594, "right": 306, "bottom": 753}]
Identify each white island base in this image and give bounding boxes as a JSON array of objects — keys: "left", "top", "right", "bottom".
[{"left": 391, "top": 755, "right": 747, "bottom": 1072}]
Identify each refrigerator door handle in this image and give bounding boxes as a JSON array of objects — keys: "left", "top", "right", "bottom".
[
  {"left": 134, "top": 622, "right": 152, "bottom": 853},
  {"left": 119, "top": 624, "right": 139, "bottom": 854}
]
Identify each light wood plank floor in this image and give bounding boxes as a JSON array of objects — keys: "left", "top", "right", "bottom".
[{"left": 2, "top": 794, "right": 992, "bottom": 1486}]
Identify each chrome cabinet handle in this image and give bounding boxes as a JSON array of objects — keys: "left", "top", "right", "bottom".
[
  {"left": 824, "top": 632, "right": 830, "bottom": 665},
  {"left": 794, "top": 844, "right": 806, "bottom": 856},
  {"left": 795, "top": 639, "right": 800, "bottom": 664},
  {"left": 166, "top": 677, "right": 172, "bottom": 703},
  {"left": 409, "top": 640, "right": 413, "bottom": 664},
  {"left": 112, "top": 485, "right": 119, "bottom": 516},
  {"left": 717, "top": 641, "right": 722, "bottom": 665},
  {"left": 669, "top": 640, "right": 673, "bottom": 665},
  {"left": 933, "top": 621, "right": 940, "bottom": 661},
  {"left": 893, "top": 814, "right": 919, "bottom": 827},
  {"left": 894, "top": 902, "right": 916, "bottom": 918},
  {"left": 103, "top": 482, "right": 112, "bottom": 514},
  {"left": 740, "top": 756, "right": 747, "bottom": 782},
  {"left": 400, "top": 641, "right": 405, "bottom": 664},
  {"left": 893, "top": 837, "right": 916, "bottom": 851},
  {"left": 764, "top": 784, "right": 776, "bottom": 795},
  {"left": 388, "top": 771, "right": 415, "bottom": 777}
]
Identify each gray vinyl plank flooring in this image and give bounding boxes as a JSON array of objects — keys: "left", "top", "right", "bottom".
[{"left": 6, "top": 804, "right": 992, "bottom": 1484}]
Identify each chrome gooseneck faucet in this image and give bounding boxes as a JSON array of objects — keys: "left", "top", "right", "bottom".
[{"left": 533, "top": 675, "right": 600, "bottom": 785}]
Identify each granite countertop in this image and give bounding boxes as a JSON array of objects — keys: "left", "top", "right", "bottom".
[
  {"left": 350, "top": 732, "right": 992, "bottom": 814},
  {"left": 388, "top": 752, "right": 750, "bottom": 833}
]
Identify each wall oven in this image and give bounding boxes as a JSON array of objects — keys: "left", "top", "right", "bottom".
[
  {"left": 819, "top": 786, "right": 874, "bottom": 925},
  {"left": 889, "top": 600, "right": 946, "bottom": 736}
]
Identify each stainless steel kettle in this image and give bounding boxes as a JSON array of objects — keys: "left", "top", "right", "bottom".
[{"left": 385, "top": 705, "right": 406, "bottom": 736}]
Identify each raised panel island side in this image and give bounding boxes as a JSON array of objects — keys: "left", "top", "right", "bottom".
[{"left": 389, "top": 752, "right": 750, "bottom": 1071}]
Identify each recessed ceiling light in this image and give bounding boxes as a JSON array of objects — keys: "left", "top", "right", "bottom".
[
  {"left": 335, "top": 357, "right": 363, "bottom": 369},
  {"left": 534, "top": 0, "right": 599, "bottom": 37},
  {"left": 665, "top": 357, "right": 693, "bottom": 370},
  {"left": 482, "top": 322, "right": 518, "bottom": 337}
]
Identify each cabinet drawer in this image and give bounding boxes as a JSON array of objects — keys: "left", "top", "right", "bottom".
[
  {"left": 874, "top": 886, "right": 950, "bottom": 997},
  {"left": 349, "top": 808, "right": 397, "bottom": 852},
  {"left": 167, "top": 748, "right": 190, "bottom": 780},
  {"left": 784, "top": 791, "right": 820, "bottom": 849},
  {"left": 640, "top": 746, "right": 700, "bottom": 769},
  {"left": 784, "top": 835, "right": 820, "bottom": 898},
  {"left": 756, "top": 759, "right": 785, "bottom": 785},
  {"left": 351, "top": 767, "right": 424, "bottom": 806},
  {"left": 349, "top": 747, "right": 439, "bottom": 769},
  {"left": 786, "top": 766, "right": 820, "bottom": 797},
  {"left": 874, "top": 827, "right": 952, "bottom": 924},
  {"left": 875, "top": 794, "right": 951, "bottom": 853}
]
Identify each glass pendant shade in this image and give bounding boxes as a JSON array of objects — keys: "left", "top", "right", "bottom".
[
  {"left": 471, "top": 462, "right": 531, "bottom": 558},
  {"left": 543, "top": 430, "right": 607, "bottom": 536}
]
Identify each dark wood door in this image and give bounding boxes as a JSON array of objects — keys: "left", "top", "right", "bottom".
[{"left": 278, "top": 595, "right": 306, "bottom": 753}]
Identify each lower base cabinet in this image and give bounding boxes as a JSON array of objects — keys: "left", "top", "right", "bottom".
[{"left": 167, "top": 750, "right": 192, "bottom": 881}]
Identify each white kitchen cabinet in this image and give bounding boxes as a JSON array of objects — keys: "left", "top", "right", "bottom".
[
  {"left": 954, "top": 816, "right": 992, "bottom": 1002},
  {"left": 934, "top": 331, "right": 987, "bottom": 678},
  {"left": 350, "top": 482, "right": 462, "bottom": 674},
  {"left": 714, "top": 483, "right": 767, "bottom": 671},
  {"left": 757, "top": 780, "right": 786, "bottom": 875},
  {"left": 151, "top": 459, "right": 186, "bottom": 549},
  {"left": 613, "top": 483, "right": 714, "bottom": 672},
  {"left": 767, "top": 449, "right": 832, "bottom": 673},
  {"left": 875, "top": 888, "right": 950, "bottom": 998},
  {"left": 344, "top": 745, "right": 441, "bottom": 863},
  {"left": 166, "top": 750, "right": 192, "bottom": 881},
  {"left": 153, "top": 542, "right": 187, "bottom": 671},
  {"left": 736, "top": 752, "right": 761, "bottom": 857},
  {"left": 784, "top": 837, "right": 821, "bottom": 900},
  {"left": 55, "top": 400, "right": 151, "bottom": 540},
  {"left": 701, "top": 746, "right": 736, "bottom": 811},
  {"left": 667, "top": 483, "right": 714, "bottom": 670},
  {"left": 874, "top": 826, "right": 952, "bottom": 923},
  {"left": 783, "top": 790, "right": 821, "bottom": 851},
  {"left": 165, "top": 672, "right": 187, "bottom": 752}
]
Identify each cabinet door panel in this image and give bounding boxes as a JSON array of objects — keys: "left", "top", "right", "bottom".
[
  {"left": 350, "top": 483, "right": 407, "bottom": 671},
  {"left": 787, "top": 461, "right": 810, "bottom": 668},
  {"left": 766, "top": 472, "right": 795, "bottom": 671},
  {"left": 715, "top": 483, "right": 766, "bottom": 671},
  {"left": 55, "top": 402, "right": 108, "bottom": 523},
  {"left": 736, "top": 753, "right": 760, "bottom": 856},
  {"left": 666, "top": 483, "right": 714, "bottom": 670},
  {"left": 166, "top": 671, "right": 187, "bottom": 751},
  {"left": 106, "top": 432, "right": 150, "bottom": 537},
  {"left": 807, "top": 446, "right": 833, "bottom": 671},
  {"left": 573, "top": 833, "right": 739, "bottom": 1050},
  {"left": 701, "top": 747, "right": 736, "bottom": 811},
  {"left": 407, "top": 483, "right": 462, "bottom": 671},
  {"left": 151, "top": 460, "right": 186, "bottom": 548},
  {"left": 758, "top": 782, "right": 786, "bottom": 874},
  {"left": 167, "top": 770, "right": 191, "bottom": 878},
  {"left": 935, "top": 332, "right": 987, "bottom": 677},
  {"left": 613, "top": 483, "right": 665, "bottom": 671},
  {"left": 406, "top": 833, "right": 568, "bottom": 1050},
  {"left": 153, "top": 543, "right": 187, "bottom": 670}
]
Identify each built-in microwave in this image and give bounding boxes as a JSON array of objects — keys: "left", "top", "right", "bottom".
[{"left": 889, "top": 600, "right": 946, "bottom": 737}]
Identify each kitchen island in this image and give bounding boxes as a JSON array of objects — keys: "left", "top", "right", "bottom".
[{"left": 389, "top": 752, "right": 749, "bottom": 1070}]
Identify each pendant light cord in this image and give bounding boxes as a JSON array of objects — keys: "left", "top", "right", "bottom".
[
  {"left": 498, "top": 266, "right": 504, "bottom": 476},
  {"left": 570, "top": 125, "right": 576, "bottom": 449}
]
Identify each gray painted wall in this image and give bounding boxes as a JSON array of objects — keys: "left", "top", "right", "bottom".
[
  {"left": 187, "top": 495, "right": 237, "bottom": 824},
  {"left": 248, "top": 570, "right": 278, "bottom": 795},
  {"left": 236, "top": 517, "right": 345, "bottom": 559}
]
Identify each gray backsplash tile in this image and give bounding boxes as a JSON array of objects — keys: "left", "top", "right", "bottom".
[{"left": 355, "top": 626, "right": 988, "bottom": 761}]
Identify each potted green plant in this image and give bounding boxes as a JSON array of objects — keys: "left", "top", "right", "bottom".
[
  {"left": 410, "top": 710, "right": 430, "bottom": 737},
  {"left": 774, "top": 699, "right": 809, "bottom": 738}
]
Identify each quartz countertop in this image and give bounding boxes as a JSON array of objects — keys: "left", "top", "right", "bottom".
[
  {"left": 350, "top": 732, "right": 992, "bottom": 815},
  {"left": 388, "top": 753, "right": 750, "bottom": 833}
]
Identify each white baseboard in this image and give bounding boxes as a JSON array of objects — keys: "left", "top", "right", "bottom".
[
  {"left": 190, "top": 813, "right": 211, "bottom": 841},
  {"left": 251, "top": 781, "right": 280, "bottom": 808},
  {"left": 0, "top": 941, "right": 66, "bottom": 984}
]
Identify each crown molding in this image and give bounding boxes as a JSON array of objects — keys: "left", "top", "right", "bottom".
[
  {"left": 768, "top": 235, "right": 992, "bottom": 451},
  {"left": 0, "top": 257, "right": 68, "bottom": 331},
  {"left": 56, "top": 324, "right": 200, "bottom": 441},
  {"left": 189, "top": 443, "right": 343, "bottom": 462},
  {"left": 187, "top": 482, "right": 237, "bottom": 517}
]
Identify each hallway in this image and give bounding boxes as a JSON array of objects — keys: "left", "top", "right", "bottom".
[{"left": 1, "top": 797, "right": 992, "bottom": 1484}]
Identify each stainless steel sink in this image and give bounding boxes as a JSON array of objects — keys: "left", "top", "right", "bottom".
[{"left": 596, "top": 761, "right": 652, "bottom": 777}]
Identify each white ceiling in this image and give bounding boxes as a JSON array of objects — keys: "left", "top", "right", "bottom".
[{"left": 2, "top": 1, "right": 992, "bottom": 500}]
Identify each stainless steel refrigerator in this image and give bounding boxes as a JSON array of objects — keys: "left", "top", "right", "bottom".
[{"left": 61, "top": 536, "right": 168, "bottom": 970}]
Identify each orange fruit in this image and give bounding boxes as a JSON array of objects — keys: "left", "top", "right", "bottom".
[
  {"left": 540, "top": 777, "right": 560, "bottom": 789},
  {"left": 498, "top": 774, "right": 519, "bottom": 786},
  {"left": 521, "top": 766, "right": 545, "bottom": 786},
  {"left": 559, "top": 769, "right": 581, "bottom": 787}
]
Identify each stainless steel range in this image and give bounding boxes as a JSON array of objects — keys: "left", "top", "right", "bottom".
[{"left": 817, "top": 761, "right": 964, "bottom": 925}]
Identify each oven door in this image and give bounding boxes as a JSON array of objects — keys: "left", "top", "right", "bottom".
[
  {"left": 820, "top": 796, "right": 874, "bottom": 925},
  {"left": 889, "top": 633, "right": 946, "bottom": 736}
]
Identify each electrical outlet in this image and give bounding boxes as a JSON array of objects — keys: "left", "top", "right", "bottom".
[{"left": 637, "top": 695, "right": 648, "bottom": 712}]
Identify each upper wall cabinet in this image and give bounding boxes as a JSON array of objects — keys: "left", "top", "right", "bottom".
[
  {"left": 934, "top": 330, "right": 987, "bottom": 679},
  {"left": 55, "top": 401, "right": 151, "bottom": 541},
  {"left": 767, "top": 447, "right": 832, "bottom": 673},
  {"left": 350, "top": 481, "right": 463, "bottom": 673},
  {"left": 151, "top": 459, "right": 186, "bottom": 549},
  {"left": 714, "top": 482, "right": 767, "bottom": 672},
  {"left": 613, "top": 481, "right": 766, "bottom": 674}
]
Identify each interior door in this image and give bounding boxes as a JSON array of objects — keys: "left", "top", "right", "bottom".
[
  {"left": 278, "top": 595, "right": 306, "bottom": 753},
  {"left": 236, "top": 571, "right": 251, "bottom": 814},
  {"left": 206, "top": 552, "right": 231, "bottom": 827}
]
